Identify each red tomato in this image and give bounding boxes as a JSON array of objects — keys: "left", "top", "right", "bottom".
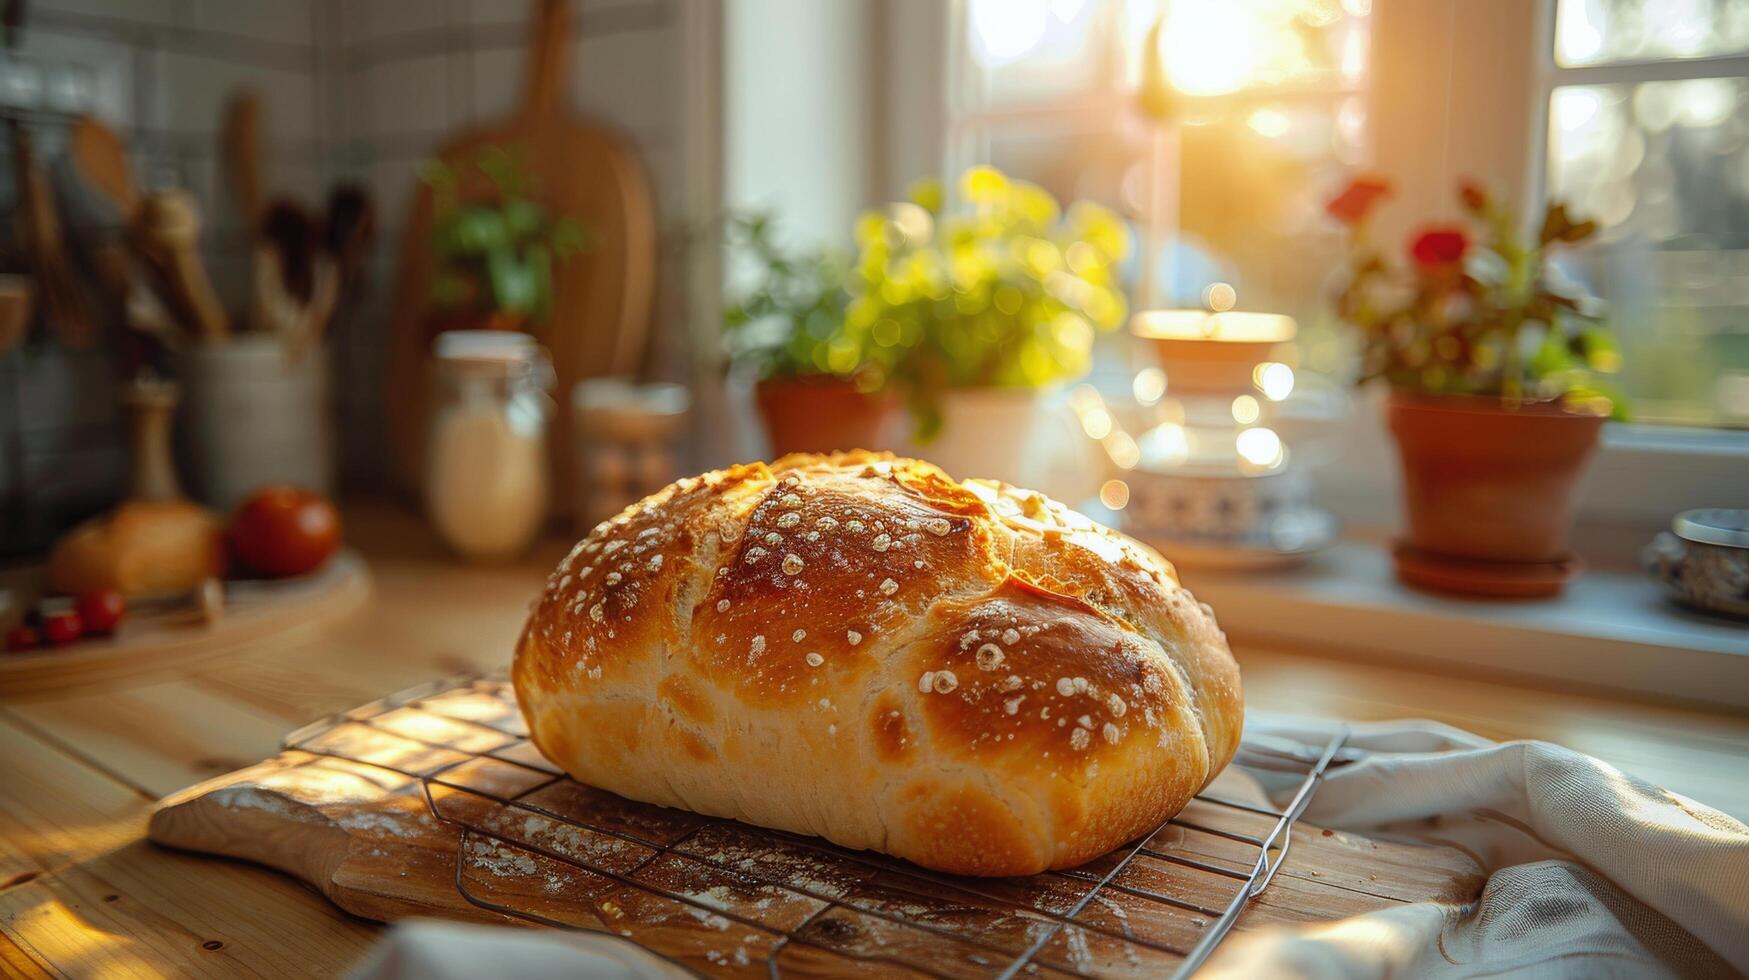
[
  {"left": 5, "top": 626, "right": 40, "bottom": 652},
  {"left": 230, "top": 485, "right": 342, "bottom": 578},
  {"left": 76, "top": 589, "right": 127, "bottom": 634},
  {"left": 41, "top": 610, "right": 83, "bottom": 645}
]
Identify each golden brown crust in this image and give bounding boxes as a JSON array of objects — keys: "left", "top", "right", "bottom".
[
  {"left": 513, "top": 451, "right": 1242, "bottom": 876},
  {"left": 48, "top": 499, "right": 225, "bottom": 598}
]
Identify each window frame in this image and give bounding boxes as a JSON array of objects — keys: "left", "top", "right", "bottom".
[{"left": 1528, "top": 0, "right": 1749, "bottom": 534}]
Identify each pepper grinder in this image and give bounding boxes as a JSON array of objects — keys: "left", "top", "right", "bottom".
[{"left": 127, "top": 374, "right": 184, "bottom": 500}]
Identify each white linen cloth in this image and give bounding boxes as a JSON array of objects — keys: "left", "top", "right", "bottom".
[
  {"left": 350, "top": 716, "right": 1749, "bottom": 979},
  {"left": 1207, "top": 715, "right": 1748, "bottom": 979}
]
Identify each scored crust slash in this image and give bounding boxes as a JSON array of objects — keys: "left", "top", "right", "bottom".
[{"left": 513, "top": 451, "right": 1244, "bottom": 877}]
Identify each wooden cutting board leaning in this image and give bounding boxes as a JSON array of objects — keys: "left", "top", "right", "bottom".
[{"left": 383, "top": 0, "right": 658, "bottom": 509}]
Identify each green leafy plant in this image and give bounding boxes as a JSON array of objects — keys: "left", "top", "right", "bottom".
[
  {"left": 1328, "top": 176, "right": 1625, "bottom": 418},
  {"left": 422, "top": 146, "right": 589, "bottom": 326},
  {"left": 721, "top": 213, "right": 889, "bottom": 387},
  {"left": 847, "top": 166, "right": 1131, "bottom": 439}
]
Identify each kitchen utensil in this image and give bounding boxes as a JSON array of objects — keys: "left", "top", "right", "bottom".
[
  {"left": 261, "top": 199, "right": 317, "bottom": 302},
  {"left": 9, "top": 120, "right": 97, "bottom": 348},
  {"left": 59, "top": 113, "right": 177, "bottom": 370},
  {"left": 304, "top": 184, "right": 376, "bottom": 355},
  {"left": 0, "top": 274, "right": 33, "bottom": 354},
  {"left": 323, "top": 183, "right": 375, "bottom": 289},
  {"left": 223, "top": 91, "right": 266, "bottom": 236},
  {"left": 67, "top": 114, "right": 140, "bottom": 219},
  {"left": 131, "top": 190, "right": 230, "bottom": 342},
  {"left": 126, "top": 373, "right": 183, "bottom": 501},
  {"left": 148, "top": 676, "right": 1485, "bottom": 977},
  {"left": 384, "top": 0, "right": 656, "bottom": 510},
  {"left": 250, "top": 199, "right": 342, "bottom": 360},
  {"left": 279, "top": 258, "right": 338, "bottom": 362}
]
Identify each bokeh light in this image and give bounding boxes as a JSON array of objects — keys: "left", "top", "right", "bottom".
[
  {"left": 1236, "top": 426, "right": 1285, "bottom": 469},
  {"left": 1133, "top": 367, "right": 1167, "bottom": 405},
  {"left": 1140, "top": 421, "right": 1190, "bottom": 466},
  {"left": 1158, "top": 1, "right": 1267, "bottom": 96},
  {"left": 1255, "top": 361, "right": 1295, "bottom": 401},
  {"left": 1105, "top": 430, "right": 1142, "bottom": 469},
  {"left": 1081, "top": 407, "right": 1113, "bottom": 440},
  {"left": 1247, "top": 107, "right": 1290, "bottom": 139},
  {"left": 1231, "top": 394, "right": 1261, "bottom": 424}
]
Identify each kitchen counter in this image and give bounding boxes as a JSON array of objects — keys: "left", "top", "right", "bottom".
[{"left": 4, "top": 502, "right": 1746, "bottom": 976}]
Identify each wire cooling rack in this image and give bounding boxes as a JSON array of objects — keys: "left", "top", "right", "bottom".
[{"left": 282, "top": 675, "right": 1349, "bottom": 978}]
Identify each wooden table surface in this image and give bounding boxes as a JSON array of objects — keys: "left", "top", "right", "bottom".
[{"left": 4, "top": 503, "right": 1747, "bottom": 977}]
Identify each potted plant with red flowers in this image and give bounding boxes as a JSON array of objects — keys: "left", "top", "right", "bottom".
[{"left": 1329, "top": 177, "right": 1625, "bottom": 596}]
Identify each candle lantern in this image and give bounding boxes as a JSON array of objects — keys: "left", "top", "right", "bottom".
[{"left": 1082, "top": 286, "right": 1337, "bottom": 568}]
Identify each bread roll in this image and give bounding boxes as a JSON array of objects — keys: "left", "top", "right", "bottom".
[
  {"left": 513, "top": 452, "right": 1242, "bottom": 876},
  {"left": 48, "top": 499, "right": 225, "bottom": 598}
]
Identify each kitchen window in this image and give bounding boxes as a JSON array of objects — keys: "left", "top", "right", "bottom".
[
  {"left": 1544, "top": 0, "right": 1749, "bottom": 428},
  {"left": 939, "top": 0, "right": 1748, "bottom": 540},
  {"left": 946, "top": 0, "right": 1370, "bottom": 350}
]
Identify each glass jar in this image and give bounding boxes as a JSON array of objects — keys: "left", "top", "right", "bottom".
[{"left": 423, "top": 332, "right": 554, "bottom": 561}]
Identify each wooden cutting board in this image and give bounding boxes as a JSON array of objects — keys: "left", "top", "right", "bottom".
[
  {"left": 149, "top": 678, "right": 1485, "bottom": 978},
  {"left": 0, "top": 553, "right": 370, "bottom": 700},
  {"left": 383, "top": 0, "right": 657, "bottom": 505}
]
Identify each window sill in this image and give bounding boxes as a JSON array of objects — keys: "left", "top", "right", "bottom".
[{"left": 1177, "top": 538, "right": 1749, "bottom": 710}]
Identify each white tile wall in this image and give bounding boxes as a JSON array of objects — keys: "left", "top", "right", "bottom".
[
  {"left": 365, "top": 53, "right": 454, "bottom": 138},
  {"left": 153, "top": 52, "right": 318, "bottom": 140},
  {"left": 572, "top": 30, "right": 676, "bottom": 129},
  {"left": 3, "top": 0, "right": 698, "bottom": 545},
  {"left": 343, "top": 0, "right": 449, "bottom": 44},
  {"left": 31, "top": 0, "right": 178, "bottom": 26},
  {"left": 365, "top": 154, "right": 423, "bottom": 236},
  {"left": 190, "top": 0, "right": 318, "bottom": 46}
]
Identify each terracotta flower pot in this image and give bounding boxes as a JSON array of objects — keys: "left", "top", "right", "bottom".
[
  {"left": 755, "top": 376, "right": 900, "bottom": 458},
  {"left": 1386, "top": 390, "right": 1604, "bottom": 596}
]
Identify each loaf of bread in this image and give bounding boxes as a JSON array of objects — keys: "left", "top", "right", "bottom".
[
  {"left": 48, "top": 499, "right": 226, "bottom": 598},
  {"left": 513, "top": 452, "right": 1242, "bottom": 876}
]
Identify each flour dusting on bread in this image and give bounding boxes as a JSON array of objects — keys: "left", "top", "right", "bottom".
[{"left": 513, "top": 451, "right": 1242, "bottom": 876}]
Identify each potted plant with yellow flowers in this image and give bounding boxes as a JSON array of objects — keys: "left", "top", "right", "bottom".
[
  {"left": 722, "top": 213, "right": 901, "bottom": 456},
  {"left": 1329, "top": 176, "right": 1625, "bottom": 596},
  {"left": 847, "top": 166, "right": 1130, "bottom": 490}
]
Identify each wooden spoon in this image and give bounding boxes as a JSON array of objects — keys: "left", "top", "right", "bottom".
[
  {"left": 9, "top": 122, "right": 97, "bottom": 348},
  {"left": 63, "top": 114, "right": 165, "bottom": 361},
  {"left": 131, "top": 191, "right": 230, "bottom": 343},
  {"left": 0, "top": 275, "right": 34, "bottom": 355},
  {"left": 67, "top": 116, "right": 140, "bottom": 221},
  {"left": 223, "top": 92, "right": 266, "bottom": 237}
]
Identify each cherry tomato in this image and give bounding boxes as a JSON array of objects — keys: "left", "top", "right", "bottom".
[
  {"left": 229, "top": 485, "right": 342, "bottom": 578},
  {"left": 5, "top": 626, "right": 40, "bottom": 652},
  {"left": 41, "top": 610, "right": 83, "bottom": 645},
  {"left": 75, "top": 589, "right": 127, "bottom": 634}
]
